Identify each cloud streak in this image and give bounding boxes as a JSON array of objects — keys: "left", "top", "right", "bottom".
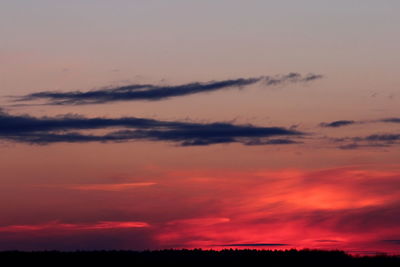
[
  {"left": 320, "top": 120, "right": 356, "bottom": 128},
  {"left": 14, "top": 73, "right": 323, "bottom": 105},
  {"left": 63, "top": 182, "right": 157, "bottom": 192},
  {"left": 0, "top": 110, "right": 302, "bottom": 146},
  {"left": 0, "top": 221, "right": 150, "bottom": 232},
  {"left": 318, "top": 117, "right": 400, "bottom": 149},
  {"left": 320, "top": 118, "right": 400, "bottom": 128},
  {"left": 335, "top": 133, "right": 400, "bottom": 149},
  {"left": 218, "top": 243, "right": 289, "bottom": 247}
]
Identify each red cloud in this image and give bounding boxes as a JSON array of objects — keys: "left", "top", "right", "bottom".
[
  {"left": 0, "top": 221, "right": 150, "bottom": 232},
  {"left": 152, "top": 166, "right": 400, "bottom": 254},
  {"left": 66, "top": 182, "right": 156, "bottom": 191}
]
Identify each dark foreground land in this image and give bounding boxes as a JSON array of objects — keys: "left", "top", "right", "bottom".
[{"left": 1, "top": 249, "right": 399, "bottom": 266}]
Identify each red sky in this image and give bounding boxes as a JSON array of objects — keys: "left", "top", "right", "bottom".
[{"left": 0, "top": 1, "right": 400, "bottom": 254}]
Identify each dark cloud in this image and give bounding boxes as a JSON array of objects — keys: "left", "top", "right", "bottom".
[
  {"left": 383, "top": 240, "right": 400, "bottom": 245},
  {"left": 364, "top": 134, "right": 400, "bottom": 142},
  {"left": 337, "top": 143, "right": 362, "bottom": 150},
  {"left": 320, "top": 120, "right": 356, "bottom": 128},
  {"left": 0, "top": 110, "right": 302, "bottom": 146},
  {"left": 244, "top": 139, "right": 300, "bottom": 146},
  {"left": 320, "top": 117, "right": 400, "bottom": 128},
  {"left": 14, "top": 73, "right": 323, "bottom": 105},
  {"left": 302, "top": 73, "right": 324, "bottom": 82},
  {"left": 381, "top": 118, "right": 400, "bottom": 123},
  {"left": 335, "top": 133, "right": 400, "bottom": 149},
  {"left": 263, "top": 72, "right": 322, "bottom": 86},
  {"left": 318, "top": 117, "right": 400, "bottom": 149}
]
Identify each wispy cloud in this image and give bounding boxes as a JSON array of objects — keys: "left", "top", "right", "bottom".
[
  {"left": 335, "top": 133, "right": 400, "bottom": 149},
  {"left": 320, "top": 118, "right": 400, "bottom": 128},
  {"left": 0, "top": 221, "right": 150, "bottom": 232},
  {"left": 318, "top": 117, "right": 400, "bottom": 149},
  {"left": 320, "top": 120, "right": 357, "bottom": 128},
  {"left": 218, "top": 243, "right": 289, "bottom": 247},
  {"left": 314, "top": 239, "right": 341, "bottom": 243},
  {"left": 0, "top": 110, "right": 303, "bottom": 146},
  {"left": 381, "top": 118, "right": 400, "bottom": 123},
  {"left": 63, "top": 182, "right": 156, "bottom": 191},
  {"left": 13, "top": 73, "right": 323, "bottom": 105},
  {"left": 167, "top": 217, "right": 231, "bottom": 226}
]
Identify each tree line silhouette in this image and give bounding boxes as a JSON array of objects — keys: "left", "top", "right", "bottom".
[{"left": 0, "top": 249, "right": 399, "bottom": 266}]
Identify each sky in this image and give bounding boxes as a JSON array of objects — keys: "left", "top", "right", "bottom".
[{"left": 0, "top": 0, "right": 400, "bottom": 254}]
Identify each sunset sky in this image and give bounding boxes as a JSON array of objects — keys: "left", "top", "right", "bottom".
[{"left": 1, "top": 1, "right": 400, "bottom": 254}]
